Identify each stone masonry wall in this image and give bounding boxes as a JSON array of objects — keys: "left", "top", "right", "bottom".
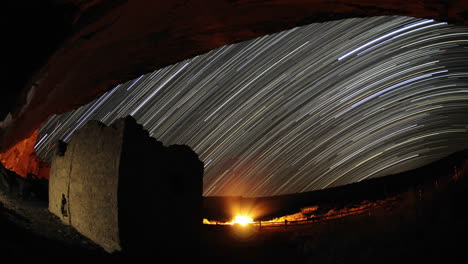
[
  {"left": 49, "top": 116, "right": 204, "bottom": 255},
  {"left": 49, "top": 120, "right": 124, "bottom": 252}
]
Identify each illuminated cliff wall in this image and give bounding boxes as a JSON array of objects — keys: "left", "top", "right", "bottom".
[{"left": 0, "top": 129, "right": 49, "bottom": 179}]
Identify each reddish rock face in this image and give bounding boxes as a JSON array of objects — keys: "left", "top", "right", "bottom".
[
  {"left": 1, "top": 0, "right": 467, "bottom": 178},
  {"left": 0, "top": 129, "right": 49, "bottom": 179}
]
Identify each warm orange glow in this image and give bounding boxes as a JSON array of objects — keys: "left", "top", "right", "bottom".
[
  {"left": 0, "top": 129, "right": 50, "bottom": 179},
  {"left": 203, "top": 215, "right": 254, "bottom": 226},
  {"left": 203, "top": 218, "right": 216, "bottom": 225},
  {"left": 232, "top": 215, "right": 254, "bottom": 226},
  {"left": 203, "top": 198, "right": 402, "bottom": 227},
  {"left": 267, "top": 206, "right": 318, "bottom": 223}
]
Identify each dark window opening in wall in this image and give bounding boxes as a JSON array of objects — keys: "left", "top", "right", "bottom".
[{"left": 61, "top": 194, "right": 68, "bottom": 217}]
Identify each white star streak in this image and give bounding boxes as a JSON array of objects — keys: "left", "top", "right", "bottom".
[{"left": 36, "top": 16, "right": 468, "bottom": 197}]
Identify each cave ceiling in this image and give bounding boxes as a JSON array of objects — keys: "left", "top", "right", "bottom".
[{"left": 1, "top": 0, "right": 468, "bottom": 151}]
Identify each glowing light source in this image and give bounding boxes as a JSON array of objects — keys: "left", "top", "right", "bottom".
[{"left": 232, "top": 215, "right": 254, "bottom": 226}]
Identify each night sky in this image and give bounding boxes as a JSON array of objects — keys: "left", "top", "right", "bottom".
[{"left": 35, "top": 16, "right": 468, "bottom": 197}]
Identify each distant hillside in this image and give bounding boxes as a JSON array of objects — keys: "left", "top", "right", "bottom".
[{"left": 203, "top": 149, "right": 468, "bottom": 221}]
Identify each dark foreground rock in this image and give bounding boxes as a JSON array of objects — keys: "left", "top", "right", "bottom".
[
  {"left": 0, "top": 161, "right": 48, "bottom": 200},
  {"left": 0, "top": 191, "right": 108, "bottom": 260}
]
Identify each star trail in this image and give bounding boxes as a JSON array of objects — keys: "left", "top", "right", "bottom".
[{"left": 35, "top": 16, "right": 468, "bottom": 197}]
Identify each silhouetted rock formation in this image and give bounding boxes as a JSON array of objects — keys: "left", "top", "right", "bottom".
[{"left": 49, "top": 116, "right": 204, "bottom": 256}]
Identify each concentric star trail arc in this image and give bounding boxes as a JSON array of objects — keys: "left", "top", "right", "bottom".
[{"left": 35, "top": 16, "right": 468, "bottom": 197}]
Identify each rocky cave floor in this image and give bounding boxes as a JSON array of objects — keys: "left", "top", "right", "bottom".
[
  {"left": 2, "top": 157, "right": 468, "bottom": 262},
  {"left": 0, "top": 190, "right": 109, "bottom": 259}
]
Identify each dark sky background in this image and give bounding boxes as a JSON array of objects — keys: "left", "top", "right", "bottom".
[{"left": 35, "top": 16, "right": 468, "bottom": 197}]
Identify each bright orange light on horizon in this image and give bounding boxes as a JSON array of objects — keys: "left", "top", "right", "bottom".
[
  {"left": 202, "top": 215, "right": 254, "bottom": 226},
  {"left": 232, "top": 215, "right": 254, "bottom": 226}
]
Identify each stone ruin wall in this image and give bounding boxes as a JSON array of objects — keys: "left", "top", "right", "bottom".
[
  {"left": 49, "top": 119, "right": 124, "bottom": 252},
  {"left": 49, "top": 116, "right": 204, "bottom": 254}
]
